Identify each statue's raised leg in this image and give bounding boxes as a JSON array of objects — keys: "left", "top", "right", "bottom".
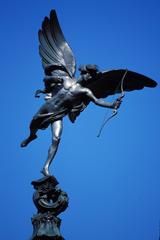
[
  {"left": 20, "top": 120, "right": 38, "bottom": 147},
  {"left": 41, "top": 119, "right": 63, "bottom": 176}
]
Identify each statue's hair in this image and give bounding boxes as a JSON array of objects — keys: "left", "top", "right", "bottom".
[{"left": 78, "top": 64, "right": 99, "bottom": 74}]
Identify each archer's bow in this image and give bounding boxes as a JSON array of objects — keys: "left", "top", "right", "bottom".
[{"left": 97, "top": 69, "right": 128, "bottom": 137}]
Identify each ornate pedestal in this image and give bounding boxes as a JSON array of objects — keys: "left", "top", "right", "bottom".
[{"left": 31, "top": 176, "right": 69, "bottom": 240}]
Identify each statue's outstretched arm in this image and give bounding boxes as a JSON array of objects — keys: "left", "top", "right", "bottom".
[
  {"left": 35, "top": 89, "right": 47, "bottom": 98},
  {"left": 85, "top": 88, "right": 121, "bottom": 109},
  {"left": 35, "top": 77, "right": 63, "bottom": 98}
]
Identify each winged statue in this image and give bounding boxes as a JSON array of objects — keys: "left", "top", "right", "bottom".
[{"left": 21, "top": 10, "right": 157, "bottom": 176}]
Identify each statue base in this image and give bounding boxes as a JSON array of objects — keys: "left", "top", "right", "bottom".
[{"left": 30, "top": 175, "right": 68, "bottom": 240}]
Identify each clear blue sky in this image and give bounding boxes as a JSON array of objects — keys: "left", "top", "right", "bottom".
[{"left": 0, "top": 0, "right": 160, "bottom": 239}]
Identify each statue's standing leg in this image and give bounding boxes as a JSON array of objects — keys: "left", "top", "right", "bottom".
[{"left": 42, "top": 119, "right": 63, "bottom": 176}]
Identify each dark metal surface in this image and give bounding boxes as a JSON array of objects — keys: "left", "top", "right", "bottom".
[
  {"left": 21, "top": 10, "right": 157, "bottom": 177},
  {"left": 39, "top": 10, "right": 76, "bottom": 77},
  {"left": 31, "top": 175, "right": 68, "bottom": 240}
]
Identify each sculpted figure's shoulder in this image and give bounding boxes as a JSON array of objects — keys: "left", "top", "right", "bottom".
[{"left": 63, "top": 76, "right": 75, "bottom": 90}]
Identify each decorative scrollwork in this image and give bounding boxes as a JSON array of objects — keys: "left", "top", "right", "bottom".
[{"left": 31, "top": 176, "right": 68, "bottom": 240}]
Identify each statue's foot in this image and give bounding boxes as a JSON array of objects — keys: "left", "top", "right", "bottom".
[
  {"left": 41, "top": 167, "right": 51, "bottom": 177},
  {"left": 20, "top": 135, "right": 37, "bottom": 147}
]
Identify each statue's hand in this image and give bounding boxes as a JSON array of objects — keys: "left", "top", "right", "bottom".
[
  {"left": 35, "top": 89, "right": 42, "bottom": 98},
  {"left": 112, "top": 96, "right": 123, "bottom": 109}
]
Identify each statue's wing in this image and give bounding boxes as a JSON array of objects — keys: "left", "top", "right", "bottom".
[
  {"left": 38, "top": 10, "right": 76, "bottom": 78},
  {"left": 87, "top": 69, "right": 157, "bottom": 98},
  {"left": 68, "top": 69, "right": 157, "bottom": 123}
]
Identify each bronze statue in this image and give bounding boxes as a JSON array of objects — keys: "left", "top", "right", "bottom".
[{"left": 21, "top": 10, "right": 157, "bottom": 177}]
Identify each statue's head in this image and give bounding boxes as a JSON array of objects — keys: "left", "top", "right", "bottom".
[
  {"left": 78, "top": 64, "right": 99, "bottom": 76},
  {"left": 78, "top": 64, "right": 100, "bottom": 86}
]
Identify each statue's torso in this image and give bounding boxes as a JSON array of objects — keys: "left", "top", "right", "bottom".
[{"left": 41, "top": 81, "right": 87, "bottom": 116}]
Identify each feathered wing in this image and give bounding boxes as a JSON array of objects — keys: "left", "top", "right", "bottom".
[
  {"left": 87, "top": 69, "right": 157, "bottom": 98},
  {"left": 38, "top": 10, "right": 76, "bottom": 78},
  {"left": 69, "top": 69, "right": 157, "bottom": 123}
]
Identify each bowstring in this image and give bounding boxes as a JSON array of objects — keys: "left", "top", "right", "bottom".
[{"left": 97, "top": 69, "right": 128, "bottom": 138}]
